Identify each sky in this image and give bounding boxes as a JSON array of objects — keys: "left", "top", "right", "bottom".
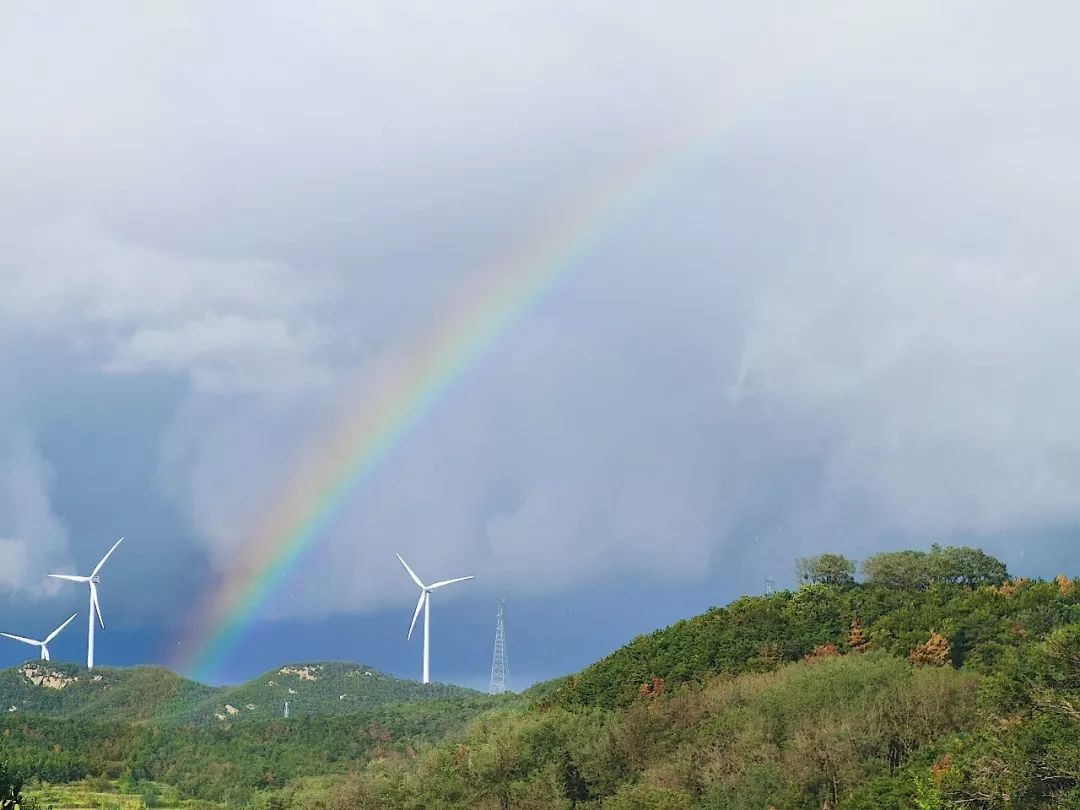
[{"left": 2, "top": 2, "right": 1080, "bottom": 689}]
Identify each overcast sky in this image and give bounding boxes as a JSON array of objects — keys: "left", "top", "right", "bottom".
[{"left": 2, "top": 2, "right": 1080, "bottom": 687}]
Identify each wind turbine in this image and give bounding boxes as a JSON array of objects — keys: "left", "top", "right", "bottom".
[
  {"left": 396, "top": 553, "right": 473, "bottom": 684},
  {"left": 0, "top": 613, "right": 78, "bottom": 661},
  {"left": 48, "top": 537, "right": 124, "bottom": 669}
]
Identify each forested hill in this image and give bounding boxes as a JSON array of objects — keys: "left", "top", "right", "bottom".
[
  {"left": 0, "top": 659, "right": 478, "bottom": 724},
  {"left": 4, "top": 545, "right": 1080, "bottom": 808},
  {"left": 544, "top": 544, "right": 1074, "bottom": 709},
  {"left": 0, "top": 661, "right": 505, "bottom": 803},
  {"left": 277, "top": 546, "right": 1080, "bottom": 809},
  {"left": 182, "top": 660, "right": 478, "bottom": 722},
  {"left": 0, "top": 663, "right": 215, "bottom": 722}
]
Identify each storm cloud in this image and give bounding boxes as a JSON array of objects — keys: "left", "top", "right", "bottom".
[{"left": 3, "top": 1, "right": 1080, "bottom": 643}]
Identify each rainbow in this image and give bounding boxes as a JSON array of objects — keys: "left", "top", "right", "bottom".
[{"left": 178, "top": 131, "right": 709, "bottom": 679}]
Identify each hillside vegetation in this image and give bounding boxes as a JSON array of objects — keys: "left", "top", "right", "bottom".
[
  {"left": 0, "top": 661, "right": 478, "bottom": 725},
  {"left": 182, "top": 661, "right": 478, "bottom": 722},
  {"left": 267, "top": 546, "right": 1080, "bottom": 810},
  {"left": 0, "top": 664, "right": 216, "bottom": 722},
  {"left": 0, "top": 661, "right": 505, "bottom": 804},
  {"left": 2, "top": 545, "right": 1078, "bottom": 809},
  {"left": 546, "top": 545, "right": 1061, "bottom": 710}
]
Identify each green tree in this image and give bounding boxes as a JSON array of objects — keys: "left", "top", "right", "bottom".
[
  {"left": 927, "top": 544, "right": 1008, "bottom": 587},
  {"left": 945, "top": 624, "right": 1080, "bottom": 805},
  {"left": 0, "top": 762, "right": 26, "bottom": 810},
  {"left": 795, "top": 553, "right": 856, "bottom": 587},
  {"left": 862, "top": 550, "right": 932, "bottom": 590},
  {"left": 560, "top": 753, "right": 589, "bottom": 808}
]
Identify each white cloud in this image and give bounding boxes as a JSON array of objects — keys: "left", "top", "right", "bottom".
[
  {"left": 0, "top": 428, "right": 70, "bottom": 594},
  {"left": 104, "top": 314, "right": 330, "bottom": 394},
  {"left": 1, "top": 217, "right": 311, "bottom": 324},
  {"left": 1, "top": 217, "right": 334, "bottom": 395}
]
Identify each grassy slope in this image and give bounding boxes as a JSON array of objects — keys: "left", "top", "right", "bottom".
[{"left": 27, "top": 779, "right": 190, "bottom": 810}]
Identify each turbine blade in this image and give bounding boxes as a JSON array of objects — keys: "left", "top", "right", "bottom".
[
  {"left": 396, "top": 554, "right": 426, "bottom": 589},
  {"left": 0, "top": 633, "right": 41, "bottom": 647},
  {"left": 48, "top": 574, "right": 90, "bottom": 583},
  {"left": 91, "top": 536, "right": 124, "bottom": 576},
  {"left": 44, "top": 613, "right": 78, "bottom": 644},
  {"left": 407, "top": 591, "right": 426, "bottom": 641},
  {"left": 428, "top": 575, "right": 475, "bottom": 590},
  {"left": 90, "top": 583, "right": 104, "bottom": 629}
]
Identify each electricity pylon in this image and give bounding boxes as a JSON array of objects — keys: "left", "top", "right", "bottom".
[{"left": 489, "top": 598, "right": 510, "bottom": 695}]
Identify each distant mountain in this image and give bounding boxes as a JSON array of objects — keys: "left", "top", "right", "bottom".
[
  {"left": 0, "top": 662, "right": 215, "bottom": 722},
  {"left": 0, "top": 659, "right": 508, "bottom": 805},
  {"left": 181, "top": 660, "right": 479, "bottom": 722},
  {"left": 0, "top": 659, "right": 480, "bottom": 724}
]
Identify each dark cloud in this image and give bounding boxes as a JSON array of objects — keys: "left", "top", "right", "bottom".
[{"left": 2, "top": 2, "right": 1080, "bottom": 680}]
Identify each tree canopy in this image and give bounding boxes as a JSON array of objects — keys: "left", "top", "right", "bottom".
[
  {"left": 862, "top": 545, "right": 1008, "bottom": 590},
  {"left": 795, "top": 553, "right": 856, "bottom": 586}
]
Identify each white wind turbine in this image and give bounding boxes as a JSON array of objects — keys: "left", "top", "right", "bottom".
[
  {"left": 397, "top": 553, "right": 473, "bottom": 684},
  {"left": 48, "top": 537, "right": 124, "bottom": 669},
  {"left": 0, "top": 613, "right": 78, "bottom": 661}
]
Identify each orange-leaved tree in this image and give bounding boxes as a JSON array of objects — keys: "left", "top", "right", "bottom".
[
  {"left": 804, "top": 642, "right": 841, "bottom": 662},
  {"left": 909, "top": 631, "right": 951, "bottom": 667},
  {"left": 848, "top": 617, "right": 870, "bottom": 653}
]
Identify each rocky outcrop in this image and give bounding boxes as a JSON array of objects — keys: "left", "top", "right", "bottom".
[
  {"left": 278, "top": 665, "right": 321, "bottom": 681},
  {"left": 20, "top": 664, "right": 77, "bottom": 690}
]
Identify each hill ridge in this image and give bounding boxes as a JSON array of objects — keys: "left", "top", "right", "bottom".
[{"left": 0, "top": 657, "right": 480, "bottom": 723}]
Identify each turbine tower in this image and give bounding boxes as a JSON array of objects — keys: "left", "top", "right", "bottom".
[
  {"left": 489, "top": 598, "right": 510, "bottom": 695},
  {"left": 396, "top": 553, "right": 474, "bottom": 684},
  {"left": 0, "top": 613, "right": 78, "bottom": 661},
  {"left": 48, "top": 537, "right": 124, "bottom": 669}
]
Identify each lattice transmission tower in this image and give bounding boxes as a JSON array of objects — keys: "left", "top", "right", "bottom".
[{"left": 489, "top": 598, "right": 510, "bottom": 695}]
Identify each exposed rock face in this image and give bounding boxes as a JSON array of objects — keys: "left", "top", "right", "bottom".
[
  {"left": 279, "top": 665, "right": 321, "bottom": 681},
  {"left": 20, "top": 665, "right": 77, "bottom": 690},
  {"left": 224, "top": 704, "right": 239, "bottom": 715}
]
